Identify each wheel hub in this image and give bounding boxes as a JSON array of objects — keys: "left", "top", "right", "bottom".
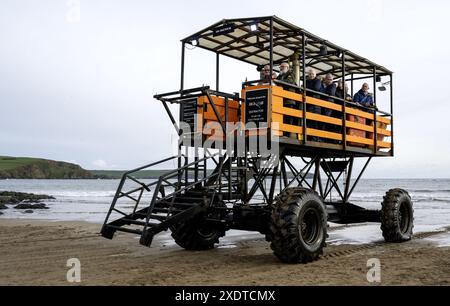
[{"left": 300, "top": 208, "right": 320, "bottom": 245}]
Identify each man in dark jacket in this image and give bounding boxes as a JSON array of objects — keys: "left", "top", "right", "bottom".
[
  {"left": 305, "top": 68, "right": 323, "bottom": 93},
  {"left": 276, "top": 62, "right": 296, "bottom": 85},
  {"left": 336, "top": 79, "right": 352, "bottom": 101},
  {"left": 277, "top": 62, "right": 299, "bottom": 139},
  {"left": 258, "top": 65, "right": 277, "bottom": 85},
  {"left": 353, "top": 83, "right": 374, "bottom": 107},
  {"left": 304, "top": 68, "right": 322, "bottom": 141},
  {"left": 321, "top": 73, "right": 337, "bottom": 97},
  {"left": 320, "top": 73, "right": 338, "bottom": 138}
]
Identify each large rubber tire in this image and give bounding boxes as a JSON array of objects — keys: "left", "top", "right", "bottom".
[
  {"left": 381, "top": 188, "right": 414, "bottom": 242},
  {"left": 269, "top": 187, "right": 328, "bottom": 263},
  {"left": 170, "top": 218, "right": 225, "bottom": 250}
]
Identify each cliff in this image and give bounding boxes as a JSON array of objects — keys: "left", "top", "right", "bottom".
[{"left": 0, "top": 156, "right": 95, "bottom": 179}]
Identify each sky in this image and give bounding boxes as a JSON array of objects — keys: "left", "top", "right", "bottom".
[{"left": 1, "top": 0, "right": 450, "bottom": 178}]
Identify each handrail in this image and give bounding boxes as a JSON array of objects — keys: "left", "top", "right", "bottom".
[
  {"left": 207, "top": 89, "right": 242, "bottom": 101},
  {"left": 122, "top": 155, "right": 178, "bottom": 176},
  {"left": 142, "top": 153, "right": 224, "bottom": 233},
  {"left": 160, "top": 152, "right": 220, "bottom": 179},
  {"left": 245, "top": 79, "right": 391, "bottom": 117},
  {"left": 154, "top": 86, "right": 210, "bottom": 99},
  {"left": 102, "top": 155, "right": 180, "bottom": 227}
]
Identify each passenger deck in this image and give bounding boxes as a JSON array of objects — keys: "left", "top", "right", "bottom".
[
  {"left": 155, "top": 83, "right": 392, "bottom": 158},
  {"left": 241, "top": 83, "right": 392, "bottom": 157}
]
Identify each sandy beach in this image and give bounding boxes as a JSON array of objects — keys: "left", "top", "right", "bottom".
[{"left": 0, "top": 219, "right": 449, "bottom": 286}]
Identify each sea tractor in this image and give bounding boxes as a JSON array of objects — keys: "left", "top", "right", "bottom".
[{"left": 101, "top": 16, "right": 414, "bottom": 263}]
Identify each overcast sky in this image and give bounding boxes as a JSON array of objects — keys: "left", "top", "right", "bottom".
[{"left": 1, "top": 0, "right": 450, "bottom": 178}]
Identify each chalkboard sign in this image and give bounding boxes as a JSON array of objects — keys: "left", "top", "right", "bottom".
[
  {"left": 245, "top": 89, "right": 269, "bottom": 127},
  {"left": 180, "top": 98, "right": 197, "bottom": 133}
]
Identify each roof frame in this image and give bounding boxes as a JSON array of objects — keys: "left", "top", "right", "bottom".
[{"left": 181, "top": 16, "right": 392, "bottom": 75}]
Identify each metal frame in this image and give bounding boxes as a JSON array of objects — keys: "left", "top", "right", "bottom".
[
  {"left": 102, "top": 16, "right": 395, "bottom": 246},
  {"left": 179, "top": 16, "right": 394, "bottom": 158}
]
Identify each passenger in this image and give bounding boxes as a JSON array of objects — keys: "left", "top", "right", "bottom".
[
  {"left": 276, "top": 62, "right": 296, "bottom": 85},
  {"left": 321, "top": 73, "right": 337, "bottom": 97},
  {"left": 353, "top": 83, "right": 376, "bottom": 133},
  {"left": 305, "top": 68, "right": 322, "bottom": 141},
  {"left": 258, "top": 65, "right": 277, "bottom": 85},
  {"left": 321, "top": 73, "right": 338, "bottom": 139},
  {"left": 305, "top": 68, "right": 323, "bottom": 94},
  {"left": 320, "top": 73, "right": 336, "bottom": 116},
  {"left": 277, "top": 62, "right": 299, "bottom": 139},
  {"left": 353, "top": 83, "right": 374, "bottom": 107},
  {"left": 336, "top": 80, "right": 352, "bottom": 101}
]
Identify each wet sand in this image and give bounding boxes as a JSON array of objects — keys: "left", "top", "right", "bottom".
[{"left": 0, "top": 219, "right": 449, "bottom": 285}]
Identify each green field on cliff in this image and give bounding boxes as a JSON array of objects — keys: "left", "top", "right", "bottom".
[
  {"left": 0, "top": 156, "right": 94, "bottom": 179},
  {"left": 0, "top": 156, "right": 171, "bottom": 179},
  {"left": 0, "top": 156, "right": 39, "bottom": 171}
]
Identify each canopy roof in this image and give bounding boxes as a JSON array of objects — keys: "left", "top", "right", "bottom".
[{"left": 182, "top": 16, "right": 392, "bottom": 76}]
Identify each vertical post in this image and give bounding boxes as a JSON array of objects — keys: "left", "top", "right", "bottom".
[
  {"left": 373, "top": 67, "right": 377, "bottom": 107},
  {"left": 225, "top": 97, "right": 231, "bottom": 199},
  {"left": 390, "top": 74, "right": 394, "bottom": 156},
  {"left": 269, "top": 18, "right": 274, "bottom": 84},
  {"left": 216, "top": 53, "right": 220, "bottom": 91},
  {"left": 269, "top": 163, "right": 279, "bottom": 205},
  {"left": 302, "top": 33, "right": 307, "bottom": 144},
  {"left": 281, "top": 159, "right": 288, "bottom": 189},
  {"left": 178, "top": 42, "right": 186, "bottom": 189},
  {"left": 312, "top": 157, "right": 321, "bottom": 191},
  {"left": 194, "top": 146, "right": 199, "bottom": 188},
  {"left": 203, "top": 151, "right": 207, "bottom": 182},
  {"left": 292, "top": 51, "right": 300, "bottom": 86},
  {"left": 185, "top": 147, "right": 189, "bottom": 185},
  {"left": 372, "top": 67, "right": 378, "bottom": 154},
  {"left": 343, "top": 157, "right": 354, "bottom": 203},
  {"left": 350, "top": 73, "right": 354, "bottom": 97},
  {"left": 342, "top": 52, "right": 346, "bottom": 150},
  {"left": 180, "top": 42, "right": 185, "bottom": 91},
  {"left": 177, "top": 123, "right": 182, "bottom": 190},
  {"left": 317, "top": 170, "right": 324, "bottom": 198}
]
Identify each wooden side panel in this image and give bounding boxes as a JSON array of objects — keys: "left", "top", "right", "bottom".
[
  {"left": 197, "top": 95, "right": 239, "bottom": 137},
  {"left": 240, "top": 85, "right": 393, "bottom": 153}
]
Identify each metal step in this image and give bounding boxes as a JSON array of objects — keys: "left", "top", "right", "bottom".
[
  {"left": 157, "top": 200, "right": 203, "bottom": 207},
  {"left": 132, "top": 208, "right": 181, "bottom": 217},
  {"left": 168, "top": 196, "right": 206, "bottom": 202},
  {"left": 105, "top": 225, "right": 143, "bottom": 235},
  {"left": 148, "top": 214, "right": 168, "bottom": 221},
  {"left": 121, "top": 219, "right": 161, "bottom": 227}
]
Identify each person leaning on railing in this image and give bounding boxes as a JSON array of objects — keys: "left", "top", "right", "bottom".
[
  {"left": 354, "top": 83, "right": 376, "bottom": 138},
  {"left": 353, "top": 83, "right": 384, "bottom": 145},
  {"left": 321, "top": 73, "right": 337, "bottom": 115},
  {"left": 276, "top": 62, "right": 300, "bottom": 138},
  {"left": 336, "top": 79, "right": 352, "bottom": 101},
  {"left": 258, "top": 65, "right": 277, "bottom": 85},
  {"left": 305, "top": 68, "right": 322, "bottom": 141},
  {"left": 321, "top": 73, "right": 342, "bottom": 142},
  {"left": 276, "top": 62, "right": 296, "bottom": 87},
  {"left": 353, "top": 83, "right": 375, "bottom": 109}
]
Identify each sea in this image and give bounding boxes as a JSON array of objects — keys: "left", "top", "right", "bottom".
[{"left": 1, "top": 178, "right": 450, "bottom": 247}]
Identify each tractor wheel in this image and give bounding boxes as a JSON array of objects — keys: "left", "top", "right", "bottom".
[
  {"left": 170, "top": 218, "right": 225, "bottom": 250},
  {"left": 269, "top": 187, "right": 328, "bottom": 263},
  {"left": 381, "top": 188, "right": 414, "bottom": 242}
]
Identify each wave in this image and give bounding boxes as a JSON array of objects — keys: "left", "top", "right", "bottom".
[
  {"left": 410, "top": 189, "right": 450, "bottom": 193},
  {"left": 414, "top": 197, "right": 450, "bottom": 203}
]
